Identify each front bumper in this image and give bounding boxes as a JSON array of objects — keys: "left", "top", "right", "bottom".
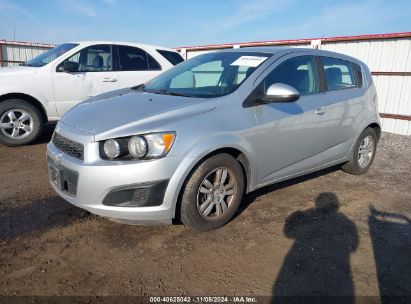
[{"left": 47, "top": 140, "right": 185, "bottom": 222}]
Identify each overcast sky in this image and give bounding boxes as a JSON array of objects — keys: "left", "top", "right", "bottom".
[{"left": 0, "top": 0, "right": 410, "bottom": 47}]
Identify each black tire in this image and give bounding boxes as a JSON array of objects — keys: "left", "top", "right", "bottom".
[
  {"left": 342, "top": 127, "right": 378, "bottom": 175},
  {"left": 180, "top": 153, "right": 245, "bottom": 231},
  {"left": 0, "top": 99, "right": 44, "bottom": 147}
]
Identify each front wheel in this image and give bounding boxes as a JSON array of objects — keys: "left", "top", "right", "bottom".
[
  {"left": 179, "top": 153, "right": 245, "bottom": 231},
  {"left": 342, "top": 127, "right": 378, "bottom": 175},
  {"left": 0, "top": 99, "right": 44, "bottom": 146}
]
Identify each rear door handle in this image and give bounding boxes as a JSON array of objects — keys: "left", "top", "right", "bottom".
[
  {"left": 314, "top": 107, "right": 327, "bottom": 115},
  {"left": 102, "top": 77, "right": 117, "bottom": 82}
]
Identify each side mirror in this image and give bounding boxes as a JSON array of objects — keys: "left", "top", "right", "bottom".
[
  {"left": 263, "top": 83, "right": 300, "bottom": 103},
  {"left": 58, "top": 61, "right": 79, "bottom": 73}
]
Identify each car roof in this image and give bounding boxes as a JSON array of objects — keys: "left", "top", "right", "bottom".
[
  {"left": 68, "top": 41, "right": 176, "bottom": 52},
  {"left": 215, "top": 46, "right": 298, "bottom": 54},
  {"left": 213, "top": 46, "right": 365, "bottom": 65}
]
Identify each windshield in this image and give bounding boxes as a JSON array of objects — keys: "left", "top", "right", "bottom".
[
  {"left": 24, "top": 43, "right": 79, "bottom": 67},
  {"left": 144, "top": 52, "right": 271, "bottom": 98}
]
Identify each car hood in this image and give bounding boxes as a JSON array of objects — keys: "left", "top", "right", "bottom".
[
  {"left": 60, "top": 88, "right": 217, "bottom": 141},
  {"left": 0, "top": 65, "right": 39, "bottom": 76}
]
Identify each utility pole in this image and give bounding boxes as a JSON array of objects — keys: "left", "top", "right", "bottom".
[{"left": 13, "top": 25, "right": 15, "bottom": 41}]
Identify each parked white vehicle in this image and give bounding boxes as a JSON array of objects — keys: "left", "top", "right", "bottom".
[{"left": 0, "top": 41, "right": 183, "bottom": 146}]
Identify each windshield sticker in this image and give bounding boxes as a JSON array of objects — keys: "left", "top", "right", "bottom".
[{"left": 230, "top": 56, "right": 268, "bottom": 67}]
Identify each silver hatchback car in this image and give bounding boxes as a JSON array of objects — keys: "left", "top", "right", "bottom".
[{"left": 47, "top": 47, "right": 380, "bottom": 231}]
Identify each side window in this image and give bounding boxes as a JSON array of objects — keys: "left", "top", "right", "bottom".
[
  {"left": 352, "top": 63, "right": 363, "bottom": 88},
  {"left": 264, "top": 56, "right": 318, "bottom": 95},
  {"left": 321, "top": 57, "right": 356, "bottom": 91},
  {"left": 117, "top": 45, "right": 161, "bottom": 71},
  {"left": 157, "top": 50, "right": 184, "bottom": 65},
  {"left": 63, "top": 44, "right": 112, "bottom": 72}
]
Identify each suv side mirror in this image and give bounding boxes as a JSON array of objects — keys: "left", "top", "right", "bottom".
[
  {"left": 263, "top": 83, "right": 300, "bottom": 103},
  {"left": 58, "top": 61, "right": 79, "bottom": 73}
]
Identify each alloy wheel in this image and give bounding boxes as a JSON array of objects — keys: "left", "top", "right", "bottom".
[
  {"left": 196, "top": 167, "right": 237, "bottom": 219},
  {"left": 358, "top": 135, "right": 375, "bottom": 168},
  {"left": 0, "top": 109, "right": 34, "bottom": 139}
]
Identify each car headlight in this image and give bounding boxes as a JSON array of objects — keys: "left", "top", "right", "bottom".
[
  {"left": 100, "top": 132, "right": 176, "bottom": 160},
  {"left": 128, "top": 136, "right": 147, "bottom": 158},
  {"left": 103, "top": 139, "right": 121, "bottom": 159}
]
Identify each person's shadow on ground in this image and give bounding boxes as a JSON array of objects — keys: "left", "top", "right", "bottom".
[{"left": 272, "top": 192, "right": 358, "bottom": 303}]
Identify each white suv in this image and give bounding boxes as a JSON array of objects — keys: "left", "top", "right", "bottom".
[{"left": 0, "top": 41, "right": 183, "bottom": 146}]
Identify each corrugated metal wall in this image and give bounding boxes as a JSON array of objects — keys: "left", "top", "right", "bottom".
[
  {"left": 0, "top": 40, "right": 53, "bottom": 67},
  {"left": 320, "top": 40, "right": 411, "bottom": 135},
  {"left": 181, "top": 35, "right": 411, "bottom": 136}
]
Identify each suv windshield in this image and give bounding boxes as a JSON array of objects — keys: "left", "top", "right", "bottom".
[
  {"left": 144, "top": 52, "right": 271, "bottom": 98},
  {"left": 24, "top": 43, "right": 79, "bottom": 67}
]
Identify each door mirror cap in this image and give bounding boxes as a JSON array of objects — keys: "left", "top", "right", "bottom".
[
  {"left": 59, "top": 61, "right": 79, "bottom": 73},
  {"left": 263, "top": 83, "right": 300, "bottom": 103}
]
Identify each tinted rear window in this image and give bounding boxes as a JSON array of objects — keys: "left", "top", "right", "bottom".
[
  {"left": 157, "top": 50, "right": 184, "bottom": 65},
  {"left": 117, "top": 45, "right": 161, "bottom": 71}
]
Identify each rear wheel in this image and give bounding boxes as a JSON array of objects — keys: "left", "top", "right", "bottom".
[
  {"left": 342, "top": 127, "right": 378, "bottom": 175},
  {"left": 0, "top": 99, "right": 44, "bottom": 146},
  {"left": 180, "top": 153, "right": 245, "bottom": 231}
]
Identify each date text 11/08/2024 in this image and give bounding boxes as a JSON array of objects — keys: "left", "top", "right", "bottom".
[{"left": 149, "top": 296, "right": 258, "bottom": 303}]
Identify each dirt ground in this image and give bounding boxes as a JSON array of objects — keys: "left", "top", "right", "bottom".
[{"left": 0, "top": 129, "right": 410, "bottom": 300}]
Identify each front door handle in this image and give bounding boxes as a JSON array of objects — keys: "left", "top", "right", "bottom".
[
  {"left": 102, "top": 77, "right": 117, "bottom": 82},
  {"left": 314, "top": 107, "right": 327, "bottom": 115}
]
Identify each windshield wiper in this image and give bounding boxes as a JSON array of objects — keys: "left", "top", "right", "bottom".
[
  {"left": 131, "top": 84, "right": 146, "bottom": 91},
  {"left": 20, "top": 62, "right": 38, "bottom": 67},
  {"left": 148, "top": 89, "right": 192, "bottom": 97},
  {"left": 132, "top": 85, "right": 192, "bottom": 97}
]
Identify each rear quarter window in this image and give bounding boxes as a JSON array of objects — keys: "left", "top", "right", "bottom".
[
  {"left": 157, "top": 50, "right": 184, "bottom": 65},
  {"left": 351, "top": 63, "right": 363, "bottom": 88}
]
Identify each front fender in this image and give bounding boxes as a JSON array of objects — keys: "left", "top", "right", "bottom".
[
  {"left": 0, "top": 84, "right": 55, "bottom": 118},
  {"left": 184, "top": 132, "right": 254, "bottom": 162},
  {"left": 165, "top": 133, "right": 257, "bottom": 218}
]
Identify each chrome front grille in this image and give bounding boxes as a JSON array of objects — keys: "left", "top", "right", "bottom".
[{"left": 52, "top": 132, "right": 84, "bottom": 160}]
